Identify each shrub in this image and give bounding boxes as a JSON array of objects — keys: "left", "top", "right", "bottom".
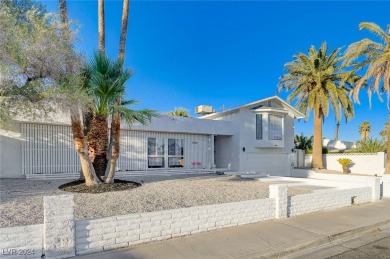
[
  {"left": 305, "top": 147, "right": 328, "bottom": 154},
  {"left": 294, "top": 134, "right": 313, "bottom": 151},
  {"left": 337, "top": 158, "right": 353, "bottom": 166},
  {"left": 356, "top": 138, "right": 386, "bottom": 153}
]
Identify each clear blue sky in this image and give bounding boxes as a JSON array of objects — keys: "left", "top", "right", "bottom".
[{"left": 43, "top": 0, "right": 389, "bottom": 142}]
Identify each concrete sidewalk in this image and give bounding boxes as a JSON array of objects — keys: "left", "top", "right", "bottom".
[{"left": 77, "top": 199, "right": 390, "bottom": 259}]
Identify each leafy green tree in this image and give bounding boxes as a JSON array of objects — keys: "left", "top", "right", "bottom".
[
  {"left": 278, "top": 42, "right": 354, "bottom": 169},
  {"left": 344, "top": 22, "right": 390, "bottom": 174},
  {"left": 165, "top": 108, "right": 190, "bottom": 117},
  {"left": 0, "top": 0, "right": 102, "bottom": 185},
  {"left": 358, "top": 121, "right": 371, "bottom": 142}
]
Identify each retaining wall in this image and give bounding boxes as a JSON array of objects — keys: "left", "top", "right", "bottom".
[
  {"left": 289, "top": 187, "right": 372, "bottom": 216},
  {"left": 0, "top": 224, "right": 42, "bottom": 259},
  {"left": 0, "top": 181, "right": 381, "bottom": 258},
  {"left": 75, "top": 198, "right": 275, "bottom": 255}
]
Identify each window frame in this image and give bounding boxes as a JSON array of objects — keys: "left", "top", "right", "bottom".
[{"left": 268, "top": 114, "right": 283, "bottom": 140}]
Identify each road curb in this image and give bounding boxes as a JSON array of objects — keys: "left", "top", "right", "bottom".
[{"left": 250, "top": 218, "right": 390, "bottom": 259}]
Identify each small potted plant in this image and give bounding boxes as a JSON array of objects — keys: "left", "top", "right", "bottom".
[{"left": 337, "top": 158, "right": 353, "bottom": 174}]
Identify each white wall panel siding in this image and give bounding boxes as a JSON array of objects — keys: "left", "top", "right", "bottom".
[
  {"left": 21, "top": 124, "right": 213, "bottom": 178},
  {"left": 22, "top": 123, "right": 81, "bottom": 178},
  {"left": 118, "top": 130, "right": 213, "bottom": 171}
]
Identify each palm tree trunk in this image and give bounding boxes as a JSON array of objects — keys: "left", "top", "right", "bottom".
[
  {"left": 105, "top": 116, "right": 120, "bottom": 183},
  {"left": 98, "top": 0, "right": 105, "bottom": 52},
  {"left": 70, "top": 107, "right": 100, "bottom": 186},
  {"left": 88, "top": 115, "right": 108, "bottom": 180},
  {"left": 312, "top": 109, "right": 324, "bottom": 169},
  {"left": 105, "top": 0, "right": 130, "bottom": 183},
  {"left": 59, "top": 0, "right": 99, "bottom": 185},
  {"left": 118, "top": 0, "right": 130, "bottom": 61},
  {"left": 385, "top": 113, "right": 390, "bottom": 174},
  {"left": 334, "top": 122, "right": 340, "bottom": 140},
  {"left": 78, "top": 108, "right": 93, "bottom": 180}
]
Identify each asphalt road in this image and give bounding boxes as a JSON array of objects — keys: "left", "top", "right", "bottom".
[{"left": 289, "top": 225, "right": 390, "bottom": 259}]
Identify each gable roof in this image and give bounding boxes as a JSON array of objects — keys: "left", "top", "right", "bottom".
[{"left": 200, "top": 96, "right": 305, "bottom": 119}]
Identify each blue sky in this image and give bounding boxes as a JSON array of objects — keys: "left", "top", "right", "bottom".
[{"left": 44, "top": 0, "right": 389, "bottom": 142}]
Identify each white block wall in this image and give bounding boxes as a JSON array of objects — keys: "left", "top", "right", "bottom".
[
  {"left": 383, "top": 175, "right": 390, "bottom": 198},
  {"left": 288, "top": 187, "right": 372, "bottom": 217},
  {"left": 0, "top": 224, "right": 43, "bottom": 259},
  {"left": 304, "top": 153, "right": 385, "bottom": 176},
  {"left": 75, "top": 199, "right": 275, "bottom": 255}
]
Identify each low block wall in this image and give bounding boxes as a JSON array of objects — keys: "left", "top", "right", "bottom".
[
  {"left": 292, "top": 169, "right": 382, "bottom": 201},
  {"left": 0, "top": 224, "right": 43, "bottom": 259},
  {"left": 0, "top": 180, "right": 382, "bottom": 258},
  {"left": 304, "top": 153, "right": 385, "bottom": 176},
  {"left": 75, "top": 199, "right": 275, "bottom": 255},
  {"left": 289, "top": 187, "right": 372, "bottom": 216}
]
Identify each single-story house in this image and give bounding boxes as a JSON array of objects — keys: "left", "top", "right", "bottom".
[{"left": 0, "top": 96, "right": 304, "bottom": 179}]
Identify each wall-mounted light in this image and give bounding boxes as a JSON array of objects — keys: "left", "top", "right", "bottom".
[{"left": 242, "top": 147, "right": 246, "bottom": 152}]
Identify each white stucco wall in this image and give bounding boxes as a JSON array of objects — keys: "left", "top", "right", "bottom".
[
  {"left": 0, "top": 123, "right": 23, "bottom": 178},
  {"left": 212, "top": 100, "right": 296, "bottom": 175},
  {"left": 304, "top": 153, "right": 385, "bottom": 176}
]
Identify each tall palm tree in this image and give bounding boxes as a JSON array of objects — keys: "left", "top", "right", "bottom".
[
  {"left": 380, "top": 123, "right": 388, "bottom": 141},
  {"left": 165, "top": 107, "right": 190, "bottom": 117},
  {"left": 59, "top": 0, "right": 100, "bottom": 186},
  {"left": 105, "top": 0, "right": 130, "bottom": 183},
  {"left": 98, "top": 0, "right": 105, "bottom": 52},
  {"left": 344, "top": 22, "right": 390, "bottom": 174},
  {"left": 334, "top": 122, "right": 340, "bottom": 140},
  {"left": 358, "top": 121, "right": 371, "bottom": 142},
  {"left": 278, "top": 42, "right": 354, "bottom": 169}
]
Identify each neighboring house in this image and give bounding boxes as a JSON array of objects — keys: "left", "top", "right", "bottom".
[
  {"left": 323, "top": 139, "right": 357, "bottom": 152},
  {"left": 0, "top": 96, "right": 304, "bottom": 179}
]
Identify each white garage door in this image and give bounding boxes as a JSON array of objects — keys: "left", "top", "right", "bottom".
[{"left": 243, "top": 153, "right": 292, "bottom": 176}]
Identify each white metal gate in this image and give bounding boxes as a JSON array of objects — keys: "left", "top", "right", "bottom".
[{"left": 22, "top": 123, "right": 81, "bottom": 179}]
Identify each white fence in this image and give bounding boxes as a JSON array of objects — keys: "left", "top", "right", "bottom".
[{"left": 295, "top": 151, "right": 386, "bottom": 176}]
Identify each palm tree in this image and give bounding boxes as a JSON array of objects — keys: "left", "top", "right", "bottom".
[
  {"left": 358, "top": 121, "right": 371, "bottom": 142},
  {"left": 98, "top": 0, "right": 105, "bottom": 52},
  {"left": 59, "top": 0, "right": 100, "bottom": 186},
  {"left": 380, "top": 123, "right": 388, "bottom": 141},
  {"left": 294, "top": 134, "right": 313, "bottom": 152},
  {"left": 334, "top": 122, "right": 340, "bottom": 140},
  {"left": 278, "top": 42, "right": 354, "bottom": 169},
  {"left": 165, "top": 107, "right": 190, "bottom": 117},
  {"left": 83, "top": 52, "right": 129, "bottom": 179},
  {"left": 344, "top": 22, "right": 390, "bottom": 174},
  {"left": 105, "top": 0, "right": 130, "bottom": 183}
]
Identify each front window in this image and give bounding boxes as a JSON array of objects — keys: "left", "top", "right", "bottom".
[
  {"left": 256, "top": 114, "right": 262, "bottom": 140},
  {"left": 168, "top": 139, "right": 184, "bottom": 168},
  {"left": 268, "top": 115, "right": 283, "bottom": 140},
  {"left": 148, "top": 138, "right": 165, "bottom": 168}
]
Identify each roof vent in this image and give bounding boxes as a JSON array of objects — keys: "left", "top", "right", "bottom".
[{"left": 195, "top": 105, "right": 215, "bottom": 115}]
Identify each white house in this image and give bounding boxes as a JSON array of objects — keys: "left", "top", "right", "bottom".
[{"left": 0, "top": 96, "right": 304, "bottom": 179}]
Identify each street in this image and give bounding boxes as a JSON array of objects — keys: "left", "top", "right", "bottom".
[{"left": 289, "top": 225, "right": 390, "bottom": 259}]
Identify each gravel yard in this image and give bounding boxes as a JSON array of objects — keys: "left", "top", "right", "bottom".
[{"left": 0, "top": 174, "right": 312, "bottom": 228}]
